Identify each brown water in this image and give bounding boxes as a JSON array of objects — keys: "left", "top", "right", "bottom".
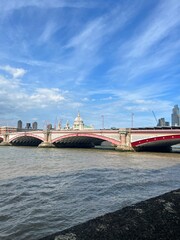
[{"left": 0, "top": 147, "right": 180, "bottom": 240}]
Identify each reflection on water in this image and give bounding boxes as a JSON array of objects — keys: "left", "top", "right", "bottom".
[{"left": 0, "top": 147, "right": 180, "bottom": 240}]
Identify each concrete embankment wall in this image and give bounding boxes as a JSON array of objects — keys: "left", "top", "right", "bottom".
[{"left": 39, "top": 189, "right": 180, "bottom": 240}]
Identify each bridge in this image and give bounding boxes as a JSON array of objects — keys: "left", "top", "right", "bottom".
[{"left": 0, "top": 127, "right": 180, "bottom": 152}]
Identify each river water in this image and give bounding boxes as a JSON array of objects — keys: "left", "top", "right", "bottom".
[{"left": 0, "top": 147, "right": 180, "bottom": 240}]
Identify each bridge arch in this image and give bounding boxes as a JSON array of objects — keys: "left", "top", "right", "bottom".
[
  {"left": 9, "top": 133, "right": 44, "bottom": 146},
  {"left": 131, "top": 134, "right": 180, "bottom": 151},
  {"left": 52, "top": 133, "right": 120, "bottom": 148}
]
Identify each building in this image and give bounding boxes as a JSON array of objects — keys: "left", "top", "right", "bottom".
[
  {"left": 171, "top": 105, "right": 180, "bottom": 126},
  {"left": 157, "top": 118, "right": 169, "bottom": 127},
  {"left": 25, "top": 123, "right": 31, "bottom": 129},
  {"left": 0, "top": 126, "right": 17, "bottom": 134},
  {"left": 64, "top": 120, "right": 70, "bottom": 130},
  {"left": 47, "top": 124, "right": 53, "bottom": 130},
  {"left": 73, "top": 112, "right": 94, "bottom": 130},
  {"left": 17, "top": 120, "right": 22, "bottom": 130},
  {"left": 73, "top": 112, "right": 85, "bottom": 130},
  {"left": 32, "top": 122, "right": 38, "bottom": 130},
  {"left": 57, "top": 121, "right": 62, "bottom": 130}
]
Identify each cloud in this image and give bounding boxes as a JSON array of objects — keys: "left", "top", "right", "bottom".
[
  {"left": 0, "top": 0, "right": 96, "bottom": 13},
  {"left": 30, "top": 88, "right": 65, "bottom": 105},
  {"left": 0, "top": 73, "right": 65, "bottom": 117},
  {"left": 0, "top": 65, "right": 27, "bottom": 78},
  {"left": 0, "top": 1, "right": 179, "bottom": 128},
  {"left": 0, "top": 70, "right": 174, "bottom": 128},
  {"left": 63, "top": 3, "right": 138, "bottom": 84},
  {"left": 85, "top": 80, "right": 173, "bottom": 114},
  {"left": 66, "top": 3, "right": 137, "bottom": 51},
  {"left": 88, "top": 80, "right": 171, "bottom": 100},
  {"left": 38, "top": 21, "right": 59, "bottom": 43},
  {"left": 0, "top": 70, "right": 84, "bottom": 127},
  {"left": 106, "top": 0, "right": 180, "bottom": 85},
  {"left": 0, "top": 0, "right": 140, "bottom": 87},
  {"left": 127, "top": 0, "right": 180, "bottom": 58}
]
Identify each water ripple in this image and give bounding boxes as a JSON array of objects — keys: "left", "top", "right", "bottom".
[{"left": 0, "top": 148, "right": 180, "bottom": 240}]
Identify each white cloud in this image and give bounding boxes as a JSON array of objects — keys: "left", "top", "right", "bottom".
[
  {"left": 0, "top": 1, "right": 179, "bottom": 128},
  {"left": 0, "top": 65, "right": 27, "bottom": 78},
  {"left": 30, "top": 88, "right": 65, "bottom": 104},
  {"left": 0, "top": 0, "right": 96, "bottom": 13},
  {"left": 38, "top": 21, "right": 59, "bottom": 43},
  {"left": 106, "top": 1, "right": 180, "bottom": 84},
  {"left": 67, "top": 3, "right": 137, "bottom": 50},
  {"left": 127, "top": 0, "right": 180, "bottom": 58},
  {"left": 85, "top": 81, "right": 173, "bottom": 116},
  {"left": 0, "top": 72, "right": 174, "bottom": 128},
  {"left": 0, "top": 74, "right": 66, "bottom": 117},
  {"left": 64, "top": 4, "right": 138, "bottom": 84}
]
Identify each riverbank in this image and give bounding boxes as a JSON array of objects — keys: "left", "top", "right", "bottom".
[{"left": 40, "top": 189, "right": 180, "bottom": 240}]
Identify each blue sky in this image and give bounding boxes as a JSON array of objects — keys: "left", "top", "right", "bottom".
[{"left": 0, "top": 0, "right": 180, "bottom": 129}]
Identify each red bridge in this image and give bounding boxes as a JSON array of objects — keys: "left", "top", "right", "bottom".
[{"left": 130, "top": 127, "right": 180, "bottom": 152}]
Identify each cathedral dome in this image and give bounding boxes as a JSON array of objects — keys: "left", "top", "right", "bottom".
[
  {"left": 74, "top": 112, "right": 83, "bottom": 124},
  {"left": 73, "top": 112, "right": 84, "bottom": 130}
]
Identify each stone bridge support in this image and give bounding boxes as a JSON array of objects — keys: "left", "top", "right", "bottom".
[
  {"left": 38, "top": 130, "right": 55, "bottom": 148},
  {"left": 0, "top": 133, "right": 12, "bottom": 146},
  {"left": 116, "top": 129, "right": 134, "bottom": 151}
]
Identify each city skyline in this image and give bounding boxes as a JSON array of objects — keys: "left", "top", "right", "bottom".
[
  {"left": 2, "top": 103, "right": 180, "bottom": 130},
  {"left": 0, "top": 0, "right": 180, "bottom": 129}
]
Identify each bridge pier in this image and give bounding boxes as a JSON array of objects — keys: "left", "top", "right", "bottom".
[
  {"left": 0, "top": 142, "right": 12, "bottom": 146},
  {"left": 115, "top": 145, "right": 134, "bottom": 151},
  {"left": 0, "top": 134, "right": 11, "bottom": 146},
  {"left": 37, "top": 130, "right": 56, "bottom": 148},
  {"left": 38, "top": 142, "right": 55, "bottom": 148},
  {"left": 116, "top": 129, "right": 134, "bottom": 151}
]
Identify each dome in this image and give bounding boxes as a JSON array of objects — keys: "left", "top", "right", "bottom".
[
  {"left": 74, "top": 112, "right": 83, "bottom": 124},
  {"left": 73, "top": 112, "right": 84, "bottom": 130}
]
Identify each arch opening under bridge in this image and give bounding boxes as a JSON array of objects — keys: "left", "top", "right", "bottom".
[
  {"left": 52, "top": 133, "right": 120, "bottom": 148},
  {"left": 10, "top": 135, "right": 43, "bottom": 147}
]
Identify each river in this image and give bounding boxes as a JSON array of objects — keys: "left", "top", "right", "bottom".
[{"left": 0, "top": 147, "right": 180, "bottom": 240}]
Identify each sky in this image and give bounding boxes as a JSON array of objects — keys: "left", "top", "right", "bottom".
[{"left": 0, "top": 0, "right": 180, "bottom": 129}]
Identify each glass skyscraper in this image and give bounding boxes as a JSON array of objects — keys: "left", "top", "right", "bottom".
[{"left": 171, "top": 105, "right": 180, "bottom": 126}]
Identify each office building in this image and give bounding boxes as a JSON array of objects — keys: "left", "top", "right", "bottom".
[
  {"left": 171, "top": 105, "right": 180, "bottom": 126},
  {"left": 26, "top": 123, "right": 31, "bottom": 129},
  {"left": 17, "top": 120, "right": 22, "bottom": 130},
  {"left": 32, "top": 122, "right": 38, "bottom": 130},
  {"left": 157, "top": 118, "right": 169, "bottom": 127}
]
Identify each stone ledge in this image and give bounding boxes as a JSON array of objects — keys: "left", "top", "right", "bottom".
[{"left": 39, "top": 189, "right": 180, "bottom": 240}]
